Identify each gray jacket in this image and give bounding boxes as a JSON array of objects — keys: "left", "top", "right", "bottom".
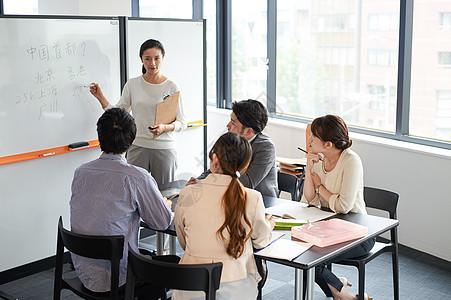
[{"left": 198, "top": 132, "right": 278, "bottom": 197}]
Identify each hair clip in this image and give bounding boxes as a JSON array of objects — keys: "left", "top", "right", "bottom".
[{"left": 235, "top": 171, "right": 241, "bottom": 178}]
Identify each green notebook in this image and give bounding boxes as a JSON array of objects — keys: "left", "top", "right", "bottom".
[{"left": 274, "top": 219, "right": 308, "bottom": 230}]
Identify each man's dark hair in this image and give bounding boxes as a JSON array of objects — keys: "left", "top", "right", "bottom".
[
  {"left": 232, "top": 99, "right": 268, "bottom": 133},
  {"left": 97, "top": 108, "right": 136, "bottom": 154}
]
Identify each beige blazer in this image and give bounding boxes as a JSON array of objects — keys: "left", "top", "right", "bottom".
[{"left": 175, "top": 173, "right": 272, "bottom": 283}]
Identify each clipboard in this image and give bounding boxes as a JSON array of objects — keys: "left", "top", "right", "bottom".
[{"left": 153, "top": 91, "right": 180, "bottom": 139}]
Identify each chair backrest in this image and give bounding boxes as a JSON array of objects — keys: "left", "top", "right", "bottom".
[
  {"left": 296, "top": 171, "right": 306, "bottom": 201},
  {"left": 305, "top": 123, "right": 312, "bottom": 153},
  {"left": 54, "top": 216, "right": 124, "bottom": 300},
  {"left": 277, "top": 170, "right": 299, "bottom": 201},
  {"left": 125, "top": 247, "right": 223, "bottom": 300},
  {"left": 363, "top": 187, "right": 399, "bottom": 220}
]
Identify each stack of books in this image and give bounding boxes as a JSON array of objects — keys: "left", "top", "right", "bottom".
[{"left": 276, "top": 156, "right": 307, "bottom": 177}]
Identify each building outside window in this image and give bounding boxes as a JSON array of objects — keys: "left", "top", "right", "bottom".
[
  {"left": 3, "top": 0, "right": 38, "bottom": 14},
  {"left": 139, "top": 0, "right": 192, "bottom": 18},
  {"left": 409, "top": 0, "right": 451, "bottom": 142},
  {"left": 231, "top": 0, "right": 267, "bottom": 103},
  {"left": 204, "top": 0, "right": 217, "bottom": 106},
  {"left": 276, "top": 0, "right": 399, "bottom": 133}
]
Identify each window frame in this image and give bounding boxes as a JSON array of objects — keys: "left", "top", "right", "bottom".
[
  {"left": 131, "top": 0, "right": 451, "bottom": 150},
  {"left": 229, "top": 0, "right": 451, "bottom": 149}
]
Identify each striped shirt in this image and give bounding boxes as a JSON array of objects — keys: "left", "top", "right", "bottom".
[{"left": 70, "top": 152, "right": 173, "bottom": 292}]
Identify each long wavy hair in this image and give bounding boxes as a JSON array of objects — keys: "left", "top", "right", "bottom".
[{"left": 210, "top": 132, "right": 253, "bottom": 259}]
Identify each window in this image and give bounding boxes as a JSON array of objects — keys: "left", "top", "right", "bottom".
[
  {"left": 368, "top": 13, "right": 399, "bottom": 31},
  {"left": 204, "top": 0, "right": 217, "bottom": 106},
  {"left": 139, "top": 0, "right": 192, "bottom": 18},
  {"left": 438, "top": 51, "right": 451, "bottom": 66},
  {"left": 231, "top": 0, "right": 267, "bottom": 102},
  {"left": 436, "top": 91, "right": 451, "bottom": 139},
  {"left": 217, "top": 0, "right": 451, "bottom": 148},
  {"left": 409, "top": 1, "right": 451, "bottom": 143},
  {"left": 275, "top": 0, "right": 399, "bottom": 132},
  {"left": 440, "top": 12, "right": 451, "bottom": 29},
  {"left": 3, "top": 0, "right": 38, "bottom": 14},
  {"left": 367, "top": 50, "right": 397, "bottom": 67}
]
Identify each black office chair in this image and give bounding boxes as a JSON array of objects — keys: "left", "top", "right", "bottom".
[
  {"left": 255, "top": 256, "right": 267, "bottom": 300},
  {"left": 54, "top": 216, "right": 162, "bottom": 300},
  {"left": 296, "top": 171, "right": 306, "bottom": 201},
  {"left": 277, "top": 170, "right": 299, "bottom": 200},
  {"left": 330, "top": 187, "right": 399, "bottom": 300},
  {"left": 125, "top": 247, "right": 223, "bottom": 300},
  {"left": 0, "top": 291, "right": 17, "bottom": 300}
]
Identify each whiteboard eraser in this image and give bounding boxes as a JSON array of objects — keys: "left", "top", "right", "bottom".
[{"left": 68, "top": 141, "right": 90, "bottom": 150}]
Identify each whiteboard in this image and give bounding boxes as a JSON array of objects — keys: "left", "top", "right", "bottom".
[
  {"left": 127, "top": 18, "right": 206, "bottom": 178},
  {"left": 0, "top": 16, "right": 121, "bottom": 157}
]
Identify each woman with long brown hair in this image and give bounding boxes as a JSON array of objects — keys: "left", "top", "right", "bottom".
[{"left": 173, "top": 132, "right": 275, "bottom": 300}]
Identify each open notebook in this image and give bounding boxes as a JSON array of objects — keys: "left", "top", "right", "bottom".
[
  {"left": 255, "top": 231, "right": 312, "bottom": 261},
  {"left": 265, "top": 201, "right": 336, "bottom": 223}
]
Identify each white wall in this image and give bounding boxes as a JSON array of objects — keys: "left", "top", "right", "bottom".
[
  {"left": 207, "top": 107, "right": 451, "bottom": 262},
  {"left": 0, "top": 148, "right": 101, "bottom": 271}
]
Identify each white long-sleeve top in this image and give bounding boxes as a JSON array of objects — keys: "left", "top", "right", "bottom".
[
  {"left": 106, "top": 75, "right": 187, "bottom": 149},
  {"left": 301, "top": 148, "right": 367, "bottom": 214}
]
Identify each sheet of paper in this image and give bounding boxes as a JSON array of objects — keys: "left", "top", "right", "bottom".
[
  {"left": 256, "top": 239, "right": 312, "bottom": 261},
  {"left": 265, "top": 201, "right": 336, "bottom": 223},
  {"left": 270, "top": 231, "right": 285, "bottom": 243}
]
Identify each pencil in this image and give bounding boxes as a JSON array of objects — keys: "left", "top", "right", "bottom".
[
  {"left": 167, "top": 194, "right": 179, "bottom": 201},
  {"left": 298, "top": 146, "right": 323, "bottom": 161},
  {"left": 297, "top": 147, "right": 308, "bottom": 154}
]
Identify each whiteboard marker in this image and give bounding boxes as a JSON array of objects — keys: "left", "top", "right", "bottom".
[
  {"left": 39, "top": 152, "right": 55, "bottom": 157},
  {"left": 83, "top": 84, "right": 95, "bottom": 88}
]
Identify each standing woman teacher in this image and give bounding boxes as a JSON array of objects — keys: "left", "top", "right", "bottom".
[
  {"left": 301, "top": 115, "right": 375, "bottom": 300},
  {"left": 89, "top": 39, "right": 187, "bottom": 187}
]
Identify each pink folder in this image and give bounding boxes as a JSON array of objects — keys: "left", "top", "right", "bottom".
[{"left": 291, "top": 219, "right": 368, "bottom": 247}]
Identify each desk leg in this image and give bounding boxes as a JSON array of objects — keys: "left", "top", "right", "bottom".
[
  {"left": 169, "top": 235, "right": 177, "bottom": 255},
  {"left": 305, "top": 268, "right": 315, "bottom": 300},
  {"left": 294, "top": 268, "right": 304, "bottom": 300},
  {"left": 156, "top": 232, "right": 164, "bottom": 255}
]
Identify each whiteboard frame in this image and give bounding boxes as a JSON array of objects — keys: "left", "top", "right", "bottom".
[
  {"left": 0, "top": 14, "right": 123, "bottom": 278},
  {"left": 0, "top": 14, "right": 123, "bottom": 158}
]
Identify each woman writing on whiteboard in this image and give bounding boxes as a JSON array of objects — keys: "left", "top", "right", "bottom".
[
  {"left": 301, "top": 115, "right": 374, "bottom": 300},
  {"left": 173, "top": 132, "right": 275, "bottom": 300},
  {"left": 89, "top": 39, "right": 187, "bottom": 187}
]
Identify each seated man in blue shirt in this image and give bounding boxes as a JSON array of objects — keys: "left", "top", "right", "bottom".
[
  {"left": 190, "top": 99, "right": 278, "bottom": 197},
  {"left": 70, "top": 108, "right": 173, "bottom": 293}
]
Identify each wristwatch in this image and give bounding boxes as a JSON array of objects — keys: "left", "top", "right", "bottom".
[{"left": 316, "top": 183, "right": 323, "bottom": 195}]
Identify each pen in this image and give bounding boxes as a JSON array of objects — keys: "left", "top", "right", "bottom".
[{"left": 83, "top": 84, "right": 95, "bottom": 88}]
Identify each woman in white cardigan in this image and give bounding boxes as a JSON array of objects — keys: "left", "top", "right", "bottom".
[
  {"left": 301, "top": 115, "right": 375, "bottom": 300},
  {"left": 173, "top": 132, "right": 275, "bottom": 300},
  {"left": 89, "top": 39, "right": 187, "bottom": 188}
]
